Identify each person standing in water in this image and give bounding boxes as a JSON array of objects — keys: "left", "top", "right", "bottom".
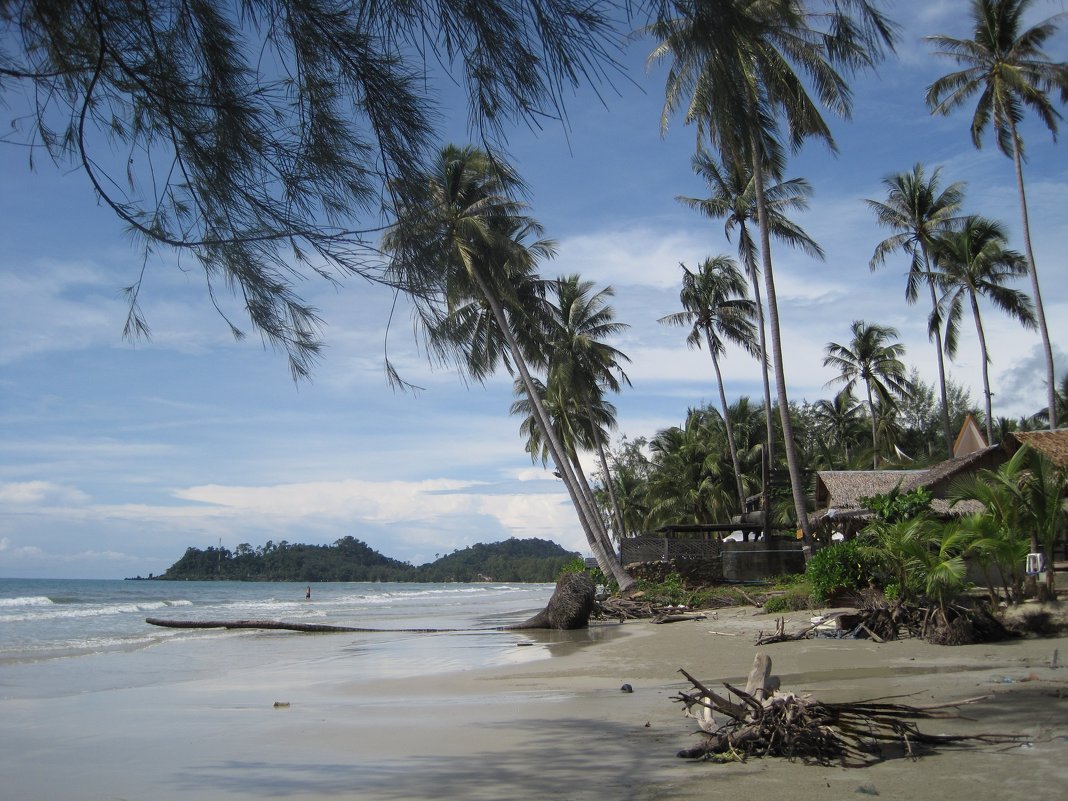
[{"left": 305, "top": 586, "right": 311, "bottom": 600}]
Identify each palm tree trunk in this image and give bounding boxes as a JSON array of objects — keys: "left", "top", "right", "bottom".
[
  {"left": 586, "top": 408, "right": 627, "bottom": 540},
  {"left": 749, "top": 129, "right": 813, "bottom": 554},
  {"left": 866, "top": 380, "right": 879, "bottom": 469},
  {"left": 1010, "top": 124, "right": 1057, "bottom": 432},
  {"left": 745, "top": 252, "right": 777, "bottom": 466},
  {"left": 568, "top": 447, "right": 617, "bottom": 561},
  {"left": 924, "top": 254, "right": 954, "bottom": 456},
  {"left": 969, "top": 292, "right": 995, "bottom": 445},
  {"left": 705, "top": 328, "right": 746, "bottom": 511},
  {"left": 567, "top": 432, "right": 619, "bottom": 570},
  {"left": 471, "top": 270, "right": 635, "bottom": 591}
]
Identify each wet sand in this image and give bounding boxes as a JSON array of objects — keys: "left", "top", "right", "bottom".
[{"left": 3, "top": 606, "right": 1067, "bottom": 800}]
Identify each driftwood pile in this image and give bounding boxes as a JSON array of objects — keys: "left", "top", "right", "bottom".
[
  {"left": 751, "top": 601, "right": 1015, "bottom": 646},
  {"left": 675, "top": 653, "right": 1023, "bottom": 765},
  {"left": 597, "top": 597, "right": 707, "bottom": 624}
]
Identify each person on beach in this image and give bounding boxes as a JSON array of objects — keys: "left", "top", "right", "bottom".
[{"left": 305, "top": 586, "right": 311, "bottom": 600}]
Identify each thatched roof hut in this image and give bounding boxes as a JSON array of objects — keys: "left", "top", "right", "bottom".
[{"left": 1005, "top": 429, "right": 1068, "bottom": 469}]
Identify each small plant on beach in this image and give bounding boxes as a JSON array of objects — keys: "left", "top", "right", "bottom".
[
  {"left": 762, "top": 583, "right": 814, "bottom": 613},
  {"left": 637, "top": 572, "right": 691, "bottom": 605}
]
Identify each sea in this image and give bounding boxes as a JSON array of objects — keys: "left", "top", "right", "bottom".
[
  {"left": 0, "top": 578, "right": 561, "bottom": 697},
  {"left": 1, "top": 578, "right": 609, "bottom": 800}
]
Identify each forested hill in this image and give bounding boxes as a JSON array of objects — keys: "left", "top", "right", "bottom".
[{"left": 151, "top": 536, "right": 579, "bottom": 583}]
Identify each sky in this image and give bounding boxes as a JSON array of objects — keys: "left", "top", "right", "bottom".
[{"left": 2, "top": 2, "right": 1066, "bottom": 579}]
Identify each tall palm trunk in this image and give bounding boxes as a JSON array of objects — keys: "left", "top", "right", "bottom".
[
  {"left": 567, "top": 446, "right": 618, "bottom": 560},
  {"left": 471, "top": 270, "right": 635, "bottom": 591},
  {"left": 749, "top": 129, "right": 813, "bottom": 553},
  {"left": 924, "top": 261, "right": 954, "bottom": 456},
  {"left": 747, "top": 261, "right": 776, "bottom": 466},
  {"left": 969, "top": 291, "right": 995, "bottom": 445},
  {"left": 1009, "top": 120, "right": 1057, "bottom": 431},
  {"left": 866, "top": 381, "right": 879, "bottom": 469},
  {"left": 704, "top": 327, "right": 746, "bottom": 510},
  {"left": 586, "top": 402, "right": 627, "bottom": 540}
]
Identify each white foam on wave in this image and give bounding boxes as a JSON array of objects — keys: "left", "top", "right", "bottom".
[
  {"left": 2, "top": 602, "right": 156, "bottom": 623},
  {"left": 0, "top": 596, "right": 55, "bottom": 608}
]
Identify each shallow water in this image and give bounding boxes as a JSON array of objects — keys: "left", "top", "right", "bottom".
[{"left": 0, "top": 579, "right": 558, "bottom": 696}]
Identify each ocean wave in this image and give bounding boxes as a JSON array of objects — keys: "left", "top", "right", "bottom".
[
  {"left": 0, "top": 595, "right": 55, "bottom": 608},
  {"left": 1, "top": 602, "right": 162, "bottom": 623}
]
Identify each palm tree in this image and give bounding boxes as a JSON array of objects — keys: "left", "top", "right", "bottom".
[
  {"left": 867, "top": 164, "right": 965, "bottom": 457},
  {"left": 678, "top": 153, "right": 825, "bottom": 466},
  {"left": 951, "top": 443, "right": 1064, "bottom": 600},
  {"left": 537, "top": 275, "right": 632, "bottom": 546},
  {"left": 659, "top": 256, "right": 757, "bottom": 509},
  {"left": 1031, "top": 373, "right": 1068, "bottom": 428},
  {"left": 648, "top": 0, "right": 896, "bottom": 552},
  {"left": 926, "top": 0, "right": 1068, "bottom": 432},
  {"left": 823, "top": 320, "right": 912, "bottom": 469},
  {"left": 510, "top": 376, "right": 620, "bottom": 558},
  {"left": 383, "top": 144, "right": 635, "bottom": 591},
  {"left": 812, "top": 389, "right": 867, "bottom": 467},
  {"left": 931, "top": 215, "right": 1036, "bottom": 444},
  {"left": 646, "top": 408, "right": 735, "bottom": 527}
]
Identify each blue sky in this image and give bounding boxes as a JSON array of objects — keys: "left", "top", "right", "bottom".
[{"left": 2, "top": 2, "right": 1066, "bottom": 579}]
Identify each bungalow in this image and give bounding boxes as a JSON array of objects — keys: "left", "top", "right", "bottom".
[{"left": 812, "top": 423, "right": 1068, "bottom": 542}]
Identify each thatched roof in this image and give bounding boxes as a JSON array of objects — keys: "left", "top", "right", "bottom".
[
  {"left": 814, "top": 470, "right": 924, "bottom": 511},
  {"left": 899, "top": 445, "right": 1003, "bottom": 497},
  {"left": 1006, "top": 429, "right": 1068, "bottom": 469}
]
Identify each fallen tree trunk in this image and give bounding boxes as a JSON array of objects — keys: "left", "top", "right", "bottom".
[
  {"left": 145, "top": 618, "right": 445, "bottom": 633},
  {"left": 675, "top": 653, "right": 1025, "bottom": 764},
  {"left": 148, "top": 572, "right": 600, "bottom": 635}
]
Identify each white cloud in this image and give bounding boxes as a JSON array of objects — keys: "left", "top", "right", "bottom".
[{"left": 0, "top": 481, "right": 89, "bottom": 506}]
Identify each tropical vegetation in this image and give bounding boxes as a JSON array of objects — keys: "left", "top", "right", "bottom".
[
  {"left": 154, "top": 536, "right": 579, "bottom": 584},
  {"left": 5, "top": 2, "right": 1064, "bottom": 599}
]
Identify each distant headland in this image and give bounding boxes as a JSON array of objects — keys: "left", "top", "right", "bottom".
[{"left": 127, "top": 536, "right": 579, "bottom": 583}]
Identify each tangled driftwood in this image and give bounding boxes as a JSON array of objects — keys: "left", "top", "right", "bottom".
[{"left": 675, "top": 653, "right": 1024, "bottom": 765}]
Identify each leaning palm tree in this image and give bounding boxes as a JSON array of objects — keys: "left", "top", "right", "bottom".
[
  {"left": 383, "top": 144, "right": 635, "bottom": 591},
  {"left": 678, "top": 152, "right": 825, "bottom": 466},
  {"left": 659, "top": 256, "right": 757, "bottom": 509},
  {"left": 823, "top": 320, "right": 912, "bottom": 469},
  {"left": 867, "top": 164, "right": 965, "bottom": 457},
  {"left": 648, "top": 0, "right": 896, "bottom": 551},
  {"left": 931, "top": 215, "right": 1036, "bottom": 445},
  {"left": 510, "top": 376, "right": 620, "bottom": 558},
  {"left": 539, "top": 275, "right": 632, "bottom": 545},
  {"left": 926, "top": 0, "right": 1068, "bottom": 432}
]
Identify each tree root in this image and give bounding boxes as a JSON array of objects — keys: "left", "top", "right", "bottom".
[{"left": 675, "top": 653, "right": 1027, "bottom": 765}]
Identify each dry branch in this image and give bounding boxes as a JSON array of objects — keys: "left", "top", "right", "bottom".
[{"left": 675, "top": 653, "right": 1026, "bottom": 765}]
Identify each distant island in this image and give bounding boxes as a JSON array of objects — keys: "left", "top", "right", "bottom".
[{"left": 132, "top": 536, "right": 580, "bottom": 583}]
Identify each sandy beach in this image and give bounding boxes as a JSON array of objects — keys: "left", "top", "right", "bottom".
[{"left": 4, "top": 603, "right": 1067, "bottom": 801}]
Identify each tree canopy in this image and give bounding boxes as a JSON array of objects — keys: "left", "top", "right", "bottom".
[{"left": 1, "top": 0, "right": 628, "bottom": 378}]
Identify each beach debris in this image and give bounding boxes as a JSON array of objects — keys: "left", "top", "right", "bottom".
[
  {"left": 674, "top": 653, "right": 1026, "bottom": 765},
  {"left": 621, "top": 683, "right": 634, "bottom": 693},
  {"left": 653, "top": 612, "right": 708, "bottom": 624},
  {"left": 273, "top": 701, "right": 291, "bottom": 708},
  {"left": 509, "top": 572, "right": 595, "bottom": 630}
]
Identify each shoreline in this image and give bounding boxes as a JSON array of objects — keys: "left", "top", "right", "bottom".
[{"left": 3, "top": 606, "right": 1067, "bottom": 800}]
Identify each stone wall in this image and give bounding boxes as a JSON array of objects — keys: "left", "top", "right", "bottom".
[{"left": 621, "top": 536, "right": 803, "bottom": 583}]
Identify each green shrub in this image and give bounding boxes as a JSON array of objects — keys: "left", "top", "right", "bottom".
[
  {"left": 806, "top": 540, "right": 880, "bottom": 604},
  {"left": 637, "top": 571, "right": 689, "bottom": 605},
  {"left": 763, "top": 584, "right": 813, "bottom": 613}
]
